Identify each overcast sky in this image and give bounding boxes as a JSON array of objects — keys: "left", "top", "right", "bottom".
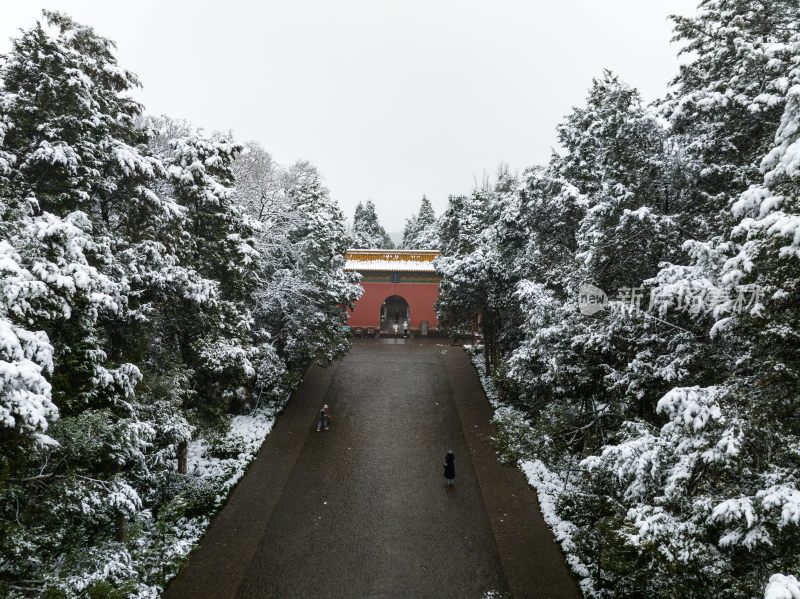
[{"left": 1, "top": 1, "right": 698, "bottom": 232}]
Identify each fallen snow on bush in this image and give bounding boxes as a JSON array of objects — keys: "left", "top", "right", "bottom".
[
  {"left": 130, "top": 404, "right": 278, "bottom": 597},
  {"left": 765, "top": 573, "right": 800, "bottom": 599}
]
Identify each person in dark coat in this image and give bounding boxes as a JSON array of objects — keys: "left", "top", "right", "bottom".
[
  {"left": 443, "top": 450, "right": 455, "bottom": 487},
  {"left": 317, "top": 404, "right": 329, "bottom": 432}
]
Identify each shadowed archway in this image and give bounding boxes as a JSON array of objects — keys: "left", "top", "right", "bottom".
[{"left": 380, "top": 295, "right": 409, "bottom": 332}]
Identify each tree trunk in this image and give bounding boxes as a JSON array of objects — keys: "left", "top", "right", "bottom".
[
  {"left": 482, "top": 309, "right": 492, "bottom": 376},
  {"left": 115, "top": 512, "right": 128, "bottom": 543},
  {"left": 177, "top": 440, "right": 188, "bottom": 474}
]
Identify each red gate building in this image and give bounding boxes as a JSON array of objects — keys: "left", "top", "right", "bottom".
[{"left": 345, "top": 249, "right": 440, "bottom": 334}]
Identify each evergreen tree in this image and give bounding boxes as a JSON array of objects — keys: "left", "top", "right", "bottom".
[
  {"left": 351, "top": 199, "right": 394, "bottom": 248},
  {"left": 401, "top": 214, "right": 418, "bottom": 248},
  {"left": 232, "top": 142, "right": 360, "bottom": 374},
  {"left": 436, "top": 4, "right": 800, "bottom": 596},
  {"left": 402, "top": 195, "right": 439, "bottom": 249},
  {"left": 146, "top": 118, "right": 260, "bottom": 417},
  {"left": 0, "top": 12, "right": 171, "bottom": 592},
  {"left": 0, "top": 13, "right": 361, "bottom": 595},
  {"left": 663, "top": 0, "right": 799, "bottom": 239}
]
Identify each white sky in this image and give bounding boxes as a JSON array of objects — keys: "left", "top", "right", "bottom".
[{"left": 1, "top": 1, "right": 698, "bottom": 231}]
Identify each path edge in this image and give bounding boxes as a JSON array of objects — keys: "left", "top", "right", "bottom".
[
  {"left": 442, "top": 346, "right": 582, "bottom": 599},
  {"left": 164, "top": 362, "right": 338, "bottom": 599}
]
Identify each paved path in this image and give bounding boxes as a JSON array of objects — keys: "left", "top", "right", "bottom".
[{"left": 165, "top": 339, "right": 579, "bottom": 599}]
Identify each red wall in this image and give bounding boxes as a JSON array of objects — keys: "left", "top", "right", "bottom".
[{"left": 348, "top": 282, "right": 439, "bottom": 330}]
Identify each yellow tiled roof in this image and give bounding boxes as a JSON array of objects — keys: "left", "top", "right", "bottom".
[{"left": 345, "top": 249, "right": 440, "bottom": 273}]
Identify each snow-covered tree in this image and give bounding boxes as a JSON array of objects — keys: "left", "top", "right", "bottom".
[
  {"left": 0, "top": 12, "right": 360, "bottom": 595},
  {"left": 436, "top": 4, "right": 800, "bottom": 596},
  {"left": 664, "top": 0, "right": 799, "bottom": 238},
  {"left": 262, "top": 176, "right": 362, "bottom": 368},
  {"left": 232, "top": 142, "right": 360, "bottom": 374},
  {"left": 436, "top": 168, "right": 526, "bottom": 373},
  {"left": 232, "top": 143, "right": 361, "bottom": 375},
  {"left": 402, "top": 195, "right": 439, "bottom": 249},
  {"left": 0, "top": 12, "right": 168, "bottom": 592},
  {"left": 351, "top": 199, "right": 394, "bottom": 248}
]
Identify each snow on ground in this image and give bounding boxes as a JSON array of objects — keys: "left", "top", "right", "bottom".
[
  {"left": 519, "top": 460, "right": 591, "bottom": 584},
  {"left": 187, "top": 412, "right": 275, "bottom": 493},
  {"left": 468, "top": 347, "right": 593, "bottom": 596},
  {"left": 127, "top": 403, "right": 280, "bottom": 598}
]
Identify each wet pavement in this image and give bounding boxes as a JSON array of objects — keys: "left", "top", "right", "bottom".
[{"left": 165, "top": 339, "right": 580, "bottom": 599}]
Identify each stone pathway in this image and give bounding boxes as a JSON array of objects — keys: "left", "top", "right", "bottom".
[{"left": 165, "top": 339, "right": 579, "bottom": 599}]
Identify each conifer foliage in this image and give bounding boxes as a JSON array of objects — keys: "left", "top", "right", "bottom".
[
  {"left": 436, "top": 2, "right": 800, "bottom": 596},
  {"left": 0, "top": 12, "right": 359, "bottom": 596},
  {"left": 401, "top": 195, "right": 440, "bottom": 249},
  {"left": 350, "top": 199, "right": 394, "bottom": 248}
]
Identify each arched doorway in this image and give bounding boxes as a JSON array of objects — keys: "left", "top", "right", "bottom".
[{"left": 380, "top": 295, "right": 410, "bottom": 333}]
